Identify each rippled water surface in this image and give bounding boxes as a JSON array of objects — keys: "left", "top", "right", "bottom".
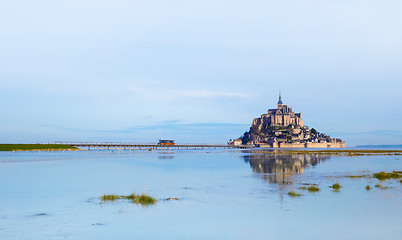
[{"left": 0, "top": 149, "right": 401, "bottom": 239}]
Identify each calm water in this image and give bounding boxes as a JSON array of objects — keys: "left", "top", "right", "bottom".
[{"left": 0, "top": 149, "right": 401, "bottom": 239}]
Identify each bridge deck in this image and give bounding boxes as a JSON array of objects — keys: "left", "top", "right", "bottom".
[{"left": 54, "top": 142, "right": 252, "bottom": 149}]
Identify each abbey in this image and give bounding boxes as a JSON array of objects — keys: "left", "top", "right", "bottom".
[
  {"left": 234, "top": 93, "right": 345, "bottom": 148},
  {"left": 254, "top": 93, "right": 303, "bottom": 129}
]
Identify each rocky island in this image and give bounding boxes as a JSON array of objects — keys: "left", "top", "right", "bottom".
[{"left": 231, "top": 93, "right": 345, "bottom": 148}]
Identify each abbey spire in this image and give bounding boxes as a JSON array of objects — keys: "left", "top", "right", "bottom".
[{"left": 277, "top": 91, "right": 283, "bottom": 109}]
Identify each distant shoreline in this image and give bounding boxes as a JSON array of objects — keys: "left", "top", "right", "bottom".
[
  {"left": 0, "top": 144, "right": 79, "bottom": 152},
  {"left": 355, "top": 144, "right": 402, "bottom": 148}
]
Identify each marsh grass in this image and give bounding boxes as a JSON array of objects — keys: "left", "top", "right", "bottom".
[
  {"left": 345, "top": 175, "right": 370, "bottom": 178},
  {"left": 0, "top": 144, "right": 78, "bottom": 151},
  {"left": 373, "top": 171, "right": 402, "bottom": 181},
  {"left": 331, "top": 183, "right": 342, "bottom": 190},
  {"left": 134, "top": 194, "right": 157, "bottom": 205},
  {"left": 374, "top": 184, "right": 389, "bottom": 189},
  {"left": 101, "top": 193, "right": 156, "bottom": 206},
  {"left": 307, "top": 186, "right": 320, "bottom": 192},
  {"left": 101, "top": 194, "right": 120, "bottom": 201},
  {"left": 288, "top": 191, "right": 302, "bottom": 197},
  {"left": 299, "top": 186, "right": 307, "bottom": 190},
  {"left": 366, "top": 185, "right": 371, "bottom": 191}
]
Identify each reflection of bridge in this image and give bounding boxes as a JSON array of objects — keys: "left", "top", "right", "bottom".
[{"left": 54, "top": 142, "right": 252, "bottom": 149}]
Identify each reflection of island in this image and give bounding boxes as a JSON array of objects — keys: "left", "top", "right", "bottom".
[{"left": 244, "top": 153, "right": 331, "bottom": 185}]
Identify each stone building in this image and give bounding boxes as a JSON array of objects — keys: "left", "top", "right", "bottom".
[
  {"left": 253, "top": 93, "right": 303, "bottom": 129},
  {"left": 227, "top": 139, "right": 242, "bottom": 146},
  {"left": 237, "top": 93, "right": 345, "bottom": 148}
]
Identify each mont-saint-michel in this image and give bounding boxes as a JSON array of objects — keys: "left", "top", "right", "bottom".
[{"left": 231, "top": 94, "right": 345, "bottom": 148}]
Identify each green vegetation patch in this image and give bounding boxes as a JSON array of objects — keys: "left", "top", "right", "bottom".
[
  {"left": 345, "top": 174, "right": 370, "bottom": 178},
  {"left": 101, "top": 194, "right": 120, "bottom": 201},
  {"left": 288, "top": 191, "right": 302, "bottom": 197},
  {"left": 373, "top": 171, "right": 402, "bottom": 181},
  {"left": 374, "top": 184, "right": 389, "bottom": 189},
  {"left": 101, "top": 193, "right": 156, "bottom": 206},
  {"left": 0, "top": 144, "right": 78, "bottom": 151},
  {"left": 366, "top": 185, "right": 371, "bottom": 191},
  {"left": 331, "top": 183, "right": 342, "bottom": 190},
  {"left": 298, "top": 186, "right": 307, "bottom": 190},
  {"left": 307, "top": 186, "right": 320, "bottom": 192},
  {"left": 165, "top": 197, "right": 179, "bottom": 201}
]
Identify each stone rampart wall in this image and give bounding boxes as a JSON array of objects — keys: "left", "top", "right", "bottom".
[
  {"left": 305, "top": 142, "right": 345, "bottom": 148},
  {"left": 279, "top": 143, "right": 305, "bottom": 148},
  {"left": 255, "top": 142, "right": 345, "bottom": 148},
  {"left": 304, "top": 142, "right": 328, "bottom": 148}
]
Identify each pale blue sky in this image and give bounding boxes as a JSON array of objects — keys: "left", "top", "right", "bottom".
[{"left": 1, "top": 0, "right": 401, "bottom": 146}]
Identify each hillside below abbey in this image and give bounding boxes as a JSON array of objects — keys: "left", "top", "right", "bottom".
[{"left": 232, "top": 94, "right": 345, "bottom": 148}]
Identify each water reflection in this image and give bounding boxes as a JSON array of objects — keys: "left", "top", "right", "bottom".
[
  {"left": 158, "top": 152, "right": 175, "bottom": 160},
  {"left": 244, "top": 153, "right": 331, "bottom": 185}
]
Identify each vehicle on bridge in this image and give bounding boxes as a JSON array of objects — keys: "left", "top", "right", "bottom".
[{"left": 158, "top": 140, "right": 175, "bottom": 146}]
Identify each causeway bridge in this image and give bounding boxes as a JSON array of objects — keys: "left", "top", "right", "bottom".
[{"left": 54, "top": 142, "right": 252, "bottom": 150}]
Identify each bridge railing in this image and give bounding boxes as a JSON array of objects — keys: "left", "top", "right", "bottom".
[
  {"left": 54, "top": 141, "right": 228, "bottom": 146},
  {"left": 51, "top": 141, "right": 252, "bottom": 148},
  {"left": 54, "top": 141, "right": 156, "bottom": 146}
]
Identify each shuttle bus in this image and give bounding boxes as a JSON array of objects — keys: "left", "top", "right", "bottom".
[{"left": 158, "top": 140, "right": 175, "bottom": 146}]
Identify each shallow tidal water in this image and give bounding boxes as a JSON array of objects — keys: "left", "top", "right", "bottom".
[{"left": 0, "top": 148, "right": 401, "bottom": 240}]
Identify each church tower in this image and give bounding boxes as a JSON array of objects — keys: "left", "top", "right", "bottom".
[{"left": 277, "top": 91, "right": 283, "bottom": 109}]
